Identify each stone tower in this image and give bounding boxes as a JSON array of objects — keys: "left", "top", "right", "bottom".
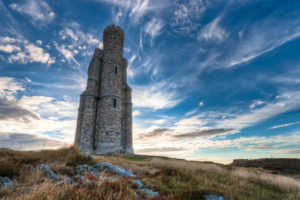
[{"left": 74, "top": 25, "right": 133, "bottom": 154}]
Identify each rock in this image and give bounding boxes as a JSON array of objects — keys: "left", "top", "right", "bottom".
[
  {"left": 99, "top": 177, "right": 119, "bottom": 182},
  {"left": 141, "top": 188, "right": 160, "bottom": 197},
  {"left": 93, "top": 162, "right": 136, "bottom": 177},
  {"left": 132, "top": 180, "right": 144, "bottom": 189},
  {"left": 87, "top": 153, "right": 97, "bottom": 159},
  {"left": 87, "top": 166, "right": 99, "bottom": 175},
  {"left": 79, "top": 175, "right": 89, "bottom": 182},
  {"left": 0, "top": 177, "right": 16, "bottom": 189},
  {"left": 37, "top": 164, "right": 59, "bottom": 180},
  {"left": 64, "top": 177, "right": 72, "bottom": 183},
  {"left": 204, "top": 194, "right": 224, "bottom": 200},
  {"left": 74, "top": 164, "right": 89, "bottom": 174}
]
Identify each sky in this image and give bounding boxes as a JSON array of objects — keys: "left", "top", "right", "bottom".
[{"left": 0, "top": 0, "right": 300, "bottom": 164}]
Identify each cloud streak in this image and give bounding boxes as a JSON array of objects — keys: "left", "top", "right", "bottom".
[{"left": 9, "top": 0, "right": 55, "bottom": 27}]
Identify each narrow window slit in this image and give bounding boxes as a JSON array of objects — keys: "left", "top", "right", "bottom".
[{"left": 113, "top": 98, "right": 117, "bottom": 108}]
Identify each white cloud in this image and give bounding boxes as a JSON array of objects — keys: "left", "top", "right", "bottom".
[
  {"left": 218, "top": 91, "right": 300, "bottom": 130},
  {"left": 226, "top": 17, "right": 300, "bottom": 68},
  {"left": 171, "top": 0, "right": 207, "bottom": 35},
  {"left": 185, "top": 108, "right": 198, "bottom": 117},
  {"left": 0, "top": 77, "right": 77, "bottom": 144},
  {"left": 127, "top": 54, "right": 136, "bottom": 77},
  {"left": 112, "top": 7, "right": 123, "bottom": 24},
  {"left": 144, "top": 18, "right": 164, "bottom": 43},
  {"left": 0, "top": 36, "right": 54, "bottom": 65},
  {"left": 0, "top": 77, "right": 25, "bottom": 98},
  {"left": 8, "top": 44, "right": 54, "bottom": 65},
  {"left": 54, "top": 25, "right": 101, "bottom": 65},
  {"left": 198, "top": 16, "right": 227, "bottom": 42},
  {"left": 98, "top": 0, "right": 170, "bottom": 23},
  {"left": 249, "top": 100, "right": 265, "bottom": 109},
  {"left": 132, "top": 81, "right": 182, "bottom": 110},
  {"left": 270, "top": 121, "right": 300, "bottom": 129},
  {"left": 36, "top": 40, "right": 42, "bottom": 45},
  {"left": 132, "top": 110, "right": 141, "bottom": 117},
  {"left": 54, "top": 42, "right": 79, "bottom": 66},
  {"left": 9, "top": 0, "right": 55, "bottom": 27},
  {"left": 24, "top": 44, "right": 50, "bottom": 63},
  {"left": 0, "top": 44, "right": 20, "bottom": 53},
  {"left": 185, "top": 101, "right": 204, "bottom": 116}
]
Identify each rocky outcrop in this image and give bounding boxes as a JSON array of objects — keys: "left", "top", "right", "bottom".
[
  {"left": 37, "top": 164, "right": 59, "bottom": 180},
  {"left": 0, "top": 177, "right": 16, "bottom": 189}
]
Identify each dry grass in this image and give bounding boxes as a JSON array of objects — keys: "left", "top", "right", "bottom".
[
  {"left": 147, "top": 157, "right": 300, "bottom": 199},
  {"left": 150, "top": 157, "right": 226, "bottom": 174},
  {"left": 231, "top": 167, "right": 300, "bottom": 192},
  {"left": 1, "top": 180, "right": 138, "bottom": 200},
  {"left": 0, "top": 147, "right": 299, "bottom": 200}
]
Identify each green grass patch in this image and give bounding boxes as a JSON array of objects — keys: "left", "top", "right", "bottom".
[{"left": 122, "top": 156, "right": 147, "bottom": 162}]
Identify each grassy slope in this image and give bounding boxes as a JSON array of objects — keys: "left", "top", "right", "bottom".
[{"left": 0, "top": 147, "right": 299, "bottom": 200}]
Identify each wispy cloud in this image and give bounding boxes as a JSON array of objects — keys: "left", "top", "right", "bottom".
[
  {"left": 98, "top": 0, "right": 170, "bottom": 23},
  {"left": 218, "top": 91, "right": 300, "bottom": 130},
  {"left": 171, "top": 0, "right": 207, "bottom": 36},
  {"left": 270, "top": 121, "right": 300, "bottom": 129},
  {"left": 226, "top": 15, "right": 300, "bottom": 68},
  {"left": 0, "top": 0, "right": 23, "bottom": 36},
  {"left": 132, "top": 81, "right": 182, "bottom": 110},
  {"left": 185, "top": 101, "right": 204, "bottom": 116},
  {"left": 246, "top": 145, "right": 274, "bottom": 150},
  {"left": 144, "top": 18, "right": 164, "bottom": 44},
  {"left": 249, "top": 100, "right": 265, "bottom": 109},
  {"left": 54, "top": 23, "right": 101, "bottom": 66},
  {"left": 173, "top": 128, "right": 233, "bottom": 139},
  {"left": 198, "top": 16, "right": 227, "bottom": 42},
  {"left": 54, "top": 42, "right": 79, "bottom": 66},
  {"left": 9, "top": 0, "right": 55, "bottom": 27}
]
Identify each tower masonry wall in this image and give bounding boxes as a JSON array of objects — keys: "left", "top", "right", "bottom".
[{"left": 74, "top": 25, "right": 133, "bottom": 154}]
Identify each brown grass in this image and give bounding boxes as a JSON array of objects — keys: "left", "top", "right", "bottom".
[
  {"left": 147, "top": 157, "right": 300, "bottom": 199},
  {"left": 0, "top": 147, "right": 299, "bottom": 200}
]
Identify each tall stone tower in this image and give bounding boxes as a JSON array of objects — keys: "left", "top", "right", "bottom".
[{"left": 74, "top": 25, "right": 133, "bottom": 154}]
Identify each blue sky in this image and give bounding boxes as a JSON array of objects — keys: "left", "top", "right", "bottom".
[{"left": 0, "top": 0, "right": 300, "bottom": 163}]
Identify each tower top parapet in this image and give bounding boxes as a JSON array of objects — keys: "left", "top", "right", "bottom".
[{"left": 103, "top": 25, "right": 124, "bottom": 56}]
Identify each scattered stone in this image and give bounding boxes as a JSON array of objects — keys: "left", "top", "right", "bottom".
[
  {"left": 204, "top": 194, "right": 224, "bottom": 200},
  {"left": 132, "top": 179, "right": 144, "bottom": 189},
  {"left": 64, "top": 177, "right": 72, "bottom": 183},
  {"left": 98, "top": 177, "right": 114, "bottom": 182},
  {"left": 141, "top": 188, "right": 160, "bottom": 198},
  {"left": 87, "top": 153, "right": 97, "bottom": 159},
  {"left": 37, "top": 164, "right": 59, "bottom": 180},
  {"left": 74, "top": 164, "right": 89, "bottom": 174},
  {"left": 79, "top": 175, "right": 89, "bottom": 182},
  {"left": 0, "top": 177, "right": 16, "bottom": 189},
  {"left": 93, "top": 162, "right": 136, "bottom": 177},
  {"left": 87, "top": 166, "right": 99, "bottom": 175}
]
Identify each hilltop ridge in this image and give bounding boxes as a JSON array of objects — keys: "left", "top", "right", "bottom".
[{"left": 0, "top": 147, "right": 299, "bottom": 199}]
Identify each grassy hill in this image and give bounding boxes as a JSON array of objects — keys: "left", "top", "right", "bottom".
[{"left": 0, "top": 147, "right": 299, "bottom": 200}]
